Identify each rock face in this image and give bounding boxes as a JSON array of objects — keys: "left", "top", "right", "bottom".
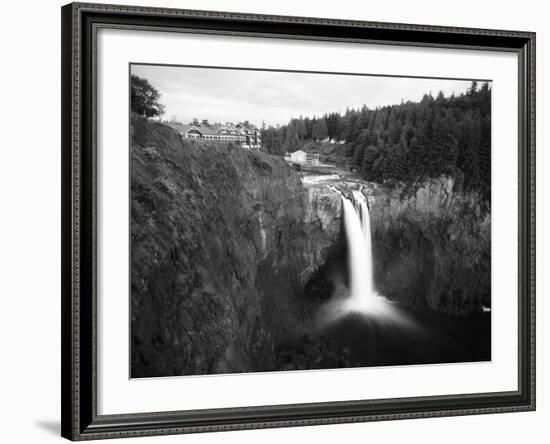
[
  {"left": 366, "top": 177, "right": 490, "bottom": 314},
  {"left": 301, "top": 183, "right": 343, "bottom": 281},
  {"left": 130, "top": 117, "right": 342, "bottom": 378}
]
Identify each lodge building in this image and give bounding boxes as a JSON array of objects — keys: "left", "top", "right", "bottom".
[{"left": 168, "top": 120, "right": 261, "bottom": 149}]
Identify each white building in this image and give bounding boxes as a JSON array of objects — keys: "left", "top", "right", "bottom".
[
  {"left": 289, "top": 150, "right": 307, "bottom": 163},
  {"left": 168, "top": 121, "right": 261, "bottom": 149},
  {"left": 288, "top": 150, "right": 320, "bottom": 165}
]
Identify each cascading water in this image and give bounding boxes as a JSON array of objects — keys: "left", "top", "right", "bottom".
[
  {"left": 317, "top": 186, "right": 418, "bottom": 356},
  {"left": 339, "top": 190, "right": 389, "bottom": 315},
  {"left": 353, "top": 190, "right": 374, "bottom": 301},
  {"left": 320, "top": 185, "right": 405, "bottom": 323},
  {"left": 341, "top": 196, "right": 372, "bottom": 310}
]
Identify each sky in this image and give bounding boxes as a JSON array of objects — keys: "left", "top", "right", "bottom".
[{"left": 131, "top": 64, "right": 481, "bottom": 127}]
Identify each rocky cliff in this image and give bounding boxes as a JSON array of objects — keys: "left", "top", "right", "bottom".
[
  {"left": 366, "top": 177, "right": 491, "bottom": 314},
  {"left": 130, "top": 117, "right": 341, "bottom": 377}
]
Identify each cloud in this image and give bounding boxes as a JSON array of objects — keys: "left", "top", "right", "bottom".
[{"left": 131, "top": 64, "right": 480, "bottom": 126}]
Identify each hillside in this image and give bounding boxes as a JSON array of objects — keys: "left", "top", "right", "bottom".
[{"left": 130, "top": 117, "right": 343, "bottom": 377}]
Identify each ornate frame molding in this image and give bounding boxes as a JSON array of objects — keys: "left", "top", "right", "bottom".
[{"left": 61, "top": 2, "right": 535, "bottom": 440}]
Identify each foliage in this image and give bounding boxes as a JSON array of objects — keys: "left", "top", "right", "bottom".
[
  {"left": 261, "top": 82, "right": 491, "bottom": 200},
  {"left": 131, "top": 74, "right": 165, "bottom": 119}
]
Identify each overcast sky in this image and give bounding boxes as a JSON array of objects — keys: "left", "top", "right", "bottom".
[{"left": 132, "top": 64, "right": 479, "bottom": 127}]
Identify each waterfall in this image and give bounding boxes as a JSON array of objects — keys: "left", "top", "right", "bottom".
[
  {"left": 353, "top": 190, "right": 374, "bottom": 299},
  {"left": 341, "top": 196, "right": 372, "bottom": 310},
  {"left": 340, "top": 191, "right": 385, "bottom": 314},
  {"left": 318, "top": 186, "right": 413, "bottom": 326}
]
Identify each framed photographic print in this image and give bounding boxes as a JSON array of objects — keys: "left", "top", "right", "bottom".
[{"left": 61, "top": 2, "right": 536, "bottom": 440}]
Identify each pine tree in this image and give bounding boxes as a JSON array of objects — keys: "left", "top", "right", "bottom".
[{"left": 312, "top": 119, "right": 328, "bottom": 141}]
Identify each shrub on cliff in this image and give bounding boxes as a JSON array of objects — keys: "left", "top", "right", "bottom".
[{"left": 131, "top": 74, "right": 165, "bottom": 119}]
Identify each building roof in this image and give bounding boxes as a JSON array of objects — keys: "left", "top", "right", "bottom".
[
  {"left": 167, "top": 123, "right": 220, "bottom": 136},
  {"left": 167, "top": 122, "right": 259, "bottom": 137}
]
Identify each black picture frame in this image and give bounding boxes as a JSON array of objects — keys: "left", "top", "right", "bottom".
[{"left": 61, "top": 2, "right": 536, "bottom": 440}]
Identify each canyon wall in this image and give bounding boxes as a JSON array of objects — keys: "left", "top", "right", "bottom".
[
  {"left": 367, "top": 177, "right": 491, "bottom": 314},
  {"left": 130, "top": 117, "right": 341, "bottom": 377}
]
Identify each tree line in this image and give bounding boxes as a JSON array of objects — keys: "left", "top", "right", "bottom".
[
  {"left": 261, "top": 82, "right": 491, "bottom": 200},
  {"left": 130, "top": 73, "right": 491, "bottom": 200}
]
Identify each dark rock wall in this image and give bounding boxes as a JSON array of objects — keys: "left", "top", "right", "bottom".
[
  {"left": 131, "top": 118, "right": 341, "bottom": 377},
  {"left": 367, "top": 177, "right": 491, "bottom": 314}
]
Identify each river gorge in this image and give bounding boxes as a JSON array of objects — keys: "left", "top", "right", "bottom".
[{"left": 130, "top": 117, "right": 491, "bottom": 378}]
